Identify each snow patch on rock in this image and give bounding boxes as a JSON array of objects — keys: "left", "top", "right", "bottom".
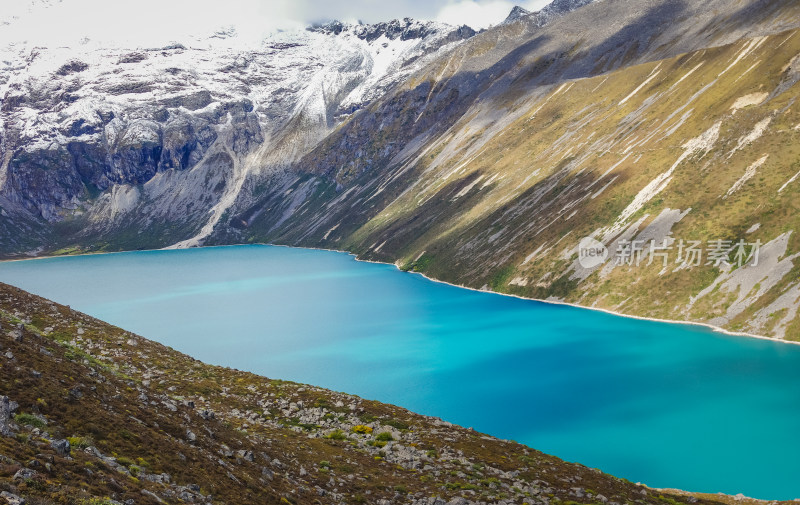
[
  {"left": 730, "top": 92, "right": 768, "bottom": 112},
  {"left": 723, "top": 154, "right": 768, "bottom": 198},
  {"left": 609, "top": 121, "right": 720, "bottom": 234},
  {"left": 778, "top": 169, "right": 800, "bottom": 193},
  {"left": 718, "top": 36, "right": 767, "bottom": 77},
  {"left": 688, "top": 232, "right": 800, "bottom": 326},
  {"left": 728, "top": 116, "right": 772, "bottom": 157},
  {"left": 619, "top": 67, "right": 661, "bottom": 106},
  {"left": 749, "top": 282, "right": 800, "bottom": 339},
  {"left": 746, "top": 223, "right": 760, "bottom": 234}
]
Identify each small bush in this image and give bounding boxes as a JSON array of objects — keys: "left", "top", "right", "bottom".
[
  {"left": 116, "top": 456, "right": 135, "bottom": 467},
  {"left": 80, "top": 499, "right": 115, "bottom": 505},
  {"left": 351, "top": 425, "right": 373, "bottom": 435},
  {"left": 67, "top": 436, "right": 94, "bottom": 449},
  {"left": 375, "top": 432, "right": 393, "bottom": 442},
  {"left": 384, "top": 419, "right": 410, "bottom": 430},
  {"left": 445, "top": 482, "right": 479, "bottom": 491},
  {"left": 119, "top": 429, "right": 135, "bottom": 440},
  {"left": 14, "top": 413, "right": 45, "bottom": 429},
  {"left": 23, "top": 478, "right": 47, "bottom": 491},
  {"left": 325, "top": 429, "right": 347, "bottom": 440}
]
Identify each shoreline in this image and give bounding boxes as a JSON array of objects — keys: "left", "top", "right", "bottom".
[
  {"left": 1, "top": 241, "right": 796, "bottom": 347},
  {"left": 236, "top": 242, "right": 800, "bottom": 348}
]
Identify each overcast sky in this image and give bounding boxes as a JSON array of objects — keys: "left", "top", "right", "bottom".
[{"left": 0, "top": 0, "right": 553, "bottom": 48}]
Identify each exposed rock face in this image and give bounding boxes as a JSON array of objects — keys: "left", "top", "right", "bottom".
[
  {"left": 309, "top": 18, "right": 477, "bottom": 43},
  {"left": 0, "top": 396, "right": 17, "bottom": 436},
  {"left": 503, "top": 0, "right": 595, "bottom": 27},
  {"left": 502, "top": 6, "right": 533, "bottom": 24},
  {"left": 0, "top": 491, "right": 25, "bottom": 505},
  {"left": 12, "top": 469, "right": 36, "bottom": 482}
]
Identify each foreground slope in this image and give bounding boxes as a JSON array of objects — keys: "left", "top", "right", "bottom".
[{"left": 0, "top": 281, "right": 750, "bottom": 505}]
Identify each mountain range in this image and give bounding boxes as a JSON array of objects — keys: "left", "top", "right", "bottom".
[{"left": 1, "top": 0, "right": 799, "bottom": 339}]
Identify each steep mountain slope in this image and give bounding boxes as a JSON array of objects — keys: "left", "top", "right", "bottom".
[
  {"left": 2, "top": 0, "right": 800, "bottom": 340},
  {"left": 216, "top": 0, "right": 800, "bottom": 340},
  {"left": 0, "top": 281, "right": 756, "bottom": 505}
]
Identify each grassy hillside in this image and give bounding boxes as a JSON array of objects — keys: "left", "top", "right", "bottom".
[{"left": 343, "top": 29, "right": 800, "bottom": 340}]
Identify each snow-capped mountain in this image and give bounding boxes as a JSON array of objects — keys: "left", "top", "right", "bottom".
[{"left": 0, "top": 17, "right": 474, "bottom": 245}]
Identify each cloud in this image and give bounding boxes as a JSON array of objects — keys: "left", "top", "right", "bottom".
[
  {"left": 0, "top": 0, "right": 304, "bottom": 48},
  {"left": 0, "top": 0, "right": 559, "bottom": 48},
  {"left": 434, "top": 0, "right": 515, "bottom": 28}
]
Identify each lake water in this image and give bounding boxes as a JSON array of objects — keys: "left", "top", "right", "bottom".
[{"left": 1, "top": 245, "right": 798, "bottom": 499}]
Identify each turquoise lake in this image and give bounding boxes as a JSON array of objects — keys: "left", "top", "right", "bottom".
[{"left": 1, "top": 244, "right": 798, "bottom": 499}]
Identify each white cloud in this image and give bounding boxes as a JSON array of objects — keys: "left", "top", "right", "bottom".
[
  {"left": 0, "top": 0, "right": 304, "bottom": 48},
  {"left": 0, "top": 0, "right": 560, "bottom": 48},
  {"left": 434, "top": 0, "right": 515, "bottom": 28}
]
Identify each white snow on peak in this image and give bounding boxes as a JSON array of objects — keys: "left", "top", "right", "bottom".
[{"left": 0, "top": 18, "right": 472, "bottom": 149}]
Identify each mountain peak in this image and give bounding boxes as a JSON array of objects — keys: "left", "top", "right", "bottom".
[
  {"left": 503, "top": 6, "right": 532, "bottom": 24},
  {"left": 307, "top": 18, "right": 475, "bottom": 43},
  {"left": 540, "top": 0, "right": 596, "bottom": 17},
  {"left": 503, "top": 0, "right": 595, "bottom": 28}
]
